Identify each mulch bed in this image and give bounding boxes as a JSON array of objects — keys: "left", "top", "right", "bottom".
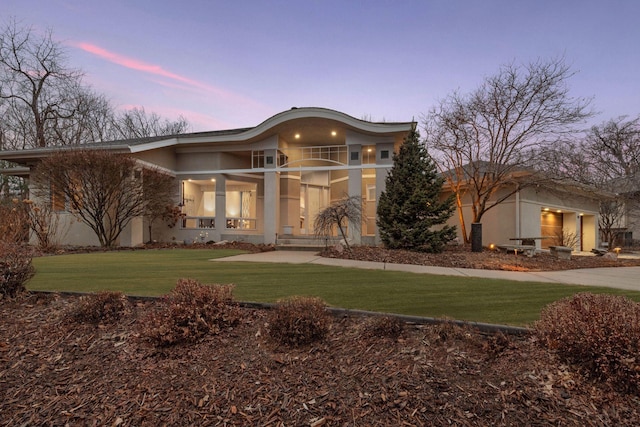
[
  {"left": 322, "top": 245, "right": 640, "bottom": 271},
  {"left": 2, "top": 292, "right": 640, "bottom": 426}
]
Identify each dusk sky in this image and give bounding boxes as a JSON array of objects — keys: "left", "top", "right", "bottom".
[{"left": 4, "top": 0, "right": 639, "bottom": 132}]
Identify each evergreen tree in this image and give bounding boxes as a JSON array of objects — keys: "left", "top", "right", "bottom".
[{"left": 377, "top": 129, "right": 457, "bottom": 252}]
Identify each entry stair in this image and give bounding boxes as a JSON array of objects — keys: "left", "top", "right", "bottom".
[{"left": 275, "top": 235, "right": 339, "bottom": 251}]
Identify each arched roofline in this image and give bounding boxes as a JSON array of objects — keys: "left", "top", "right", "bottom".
[{"left": 130, "top": 107, "right": 415, "bottom": 151}]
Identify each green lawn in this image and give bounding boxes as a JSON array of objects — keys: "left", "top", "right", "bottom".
[{"left": 28, "top": 249, "right": 640, "bottom": 326}]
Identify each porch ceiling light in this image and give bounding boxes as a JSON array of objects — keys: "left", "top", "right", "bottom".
[
  {"left": 294, "top": 133, "right": 300, "bottom": 139},
  {"left": 331, "top": 131, "right": 337, "bottom": 136},
  {"left": 556, "top": 210, "right": 562, "bottom": 213},
  {"left": 543, "top": 208, "right": 549, "bottom": 211}
]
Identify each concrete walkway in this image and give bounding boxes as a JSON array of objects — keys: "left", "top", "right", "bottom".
[{"left": 213, "top": 250, "right": 640, "bottom": 291}]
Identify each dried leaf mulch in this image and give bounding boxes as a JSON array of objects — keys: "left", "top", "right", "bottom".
[
  {"left": 2, "top": 293, "right": 639, "bottom": 426},
  {"left": 322, "top": 245, "right": 640, "bottom": 272}
]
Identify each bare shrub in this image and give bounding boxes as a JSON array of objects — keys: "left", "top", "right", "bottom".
[
  {"left": 268, "top": 296, "right": 329, "bottom": 346},
  {"left": 0, "top": 242, "right": 35, "bottom": 298},
  {"left": 430, "top": 319, "right": 473, "bottom": 342},
  {"left": 314, "top": 196, "right": 362, "bottom": 251},
  {"left": 551, "top": 230, "right": 579, "bottom": 249},
  {"left": 364, "top": 315, "right": 404, "bottom": 339},
  {"left": 23, "top": 199, "right": 66, "bottom": 251},
  {"left": 0, "top": 200, "right": 29, "bottom": 244},
  {"left": 66, "top": 291, "right": 131, "bottom": 324},
  {"left": 483, "top": 332, "right": 513, "bottom": 356},
  {"left": 534, "top": 293, "right": 640, "bottom": 393},
  {"left": 143, "top": 279, "right": 241, "bottom": 347}
]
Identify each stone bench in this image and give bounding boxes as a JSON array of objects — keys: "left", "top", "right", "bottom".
[
  {"left": 497, "top": 244, "right": 536, "bottom": 258},
  {"left": 549, "top": 246, "right": 572, "bottom": 260}
]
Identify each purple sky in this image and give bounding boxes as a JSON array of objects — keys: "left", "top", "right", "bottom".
[{"left": 5, "top": 0, "right": 639, "bottom": 132}]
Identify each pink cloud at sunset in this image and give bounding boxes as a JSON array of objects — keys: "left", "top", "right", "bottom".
[{"left": 73, "top": 42, "right": 266, "bottom": 111}]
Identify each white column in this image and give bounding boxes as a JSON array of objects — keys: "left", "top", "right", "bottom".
[
  {"left": 263, "top": 171, "right": 279, "bottom": 244},
  {"left": 348, "top": 168, "right": 362, "bottom": 244},
  {"left": 215, "top": 174, "right": 226, "bottom": 240}
]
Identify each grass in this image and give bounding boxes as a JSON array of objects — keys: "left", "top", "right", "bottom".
[{"left": 27, "top": 248, "right": 640, "bottom": 326}]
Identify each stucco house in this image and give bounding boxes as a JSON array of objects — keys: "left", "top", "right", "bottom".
[
  {"left": 0, "top": 107, "right": 603, "bottom": 251},
  {"left": 444, "top": 178, "right": 601, "bottom": 252}
]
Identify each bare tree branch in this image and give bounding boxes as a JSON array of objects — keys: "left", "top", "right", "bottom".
[{"left": 423, "top": 57, "right": 593, "bottom": 243}]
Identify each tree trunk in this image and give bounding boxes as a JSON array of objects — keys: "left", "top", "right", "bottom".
[{"left": 455, "top": 193, "right": 469, "bottom": 244}]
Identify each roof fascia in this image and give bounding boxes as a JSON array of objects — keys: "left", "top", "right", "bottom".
[
  {"left": 0, "top": 145, "right": 131, "bottom": 163},
  {"left": 130, "top": 108, "right": 415, "bottom": 152}
]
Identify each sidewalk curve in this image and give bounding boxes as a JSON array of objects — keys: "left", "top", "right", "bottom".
[{"left": 212, "top": 251, "right": 640, "bottom": 291}]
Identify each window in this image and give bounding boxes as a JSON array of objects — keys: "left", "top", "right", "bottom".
[
  {"left": 225, "top": 180, "right": 257, "bottom": 229},
  {"left": 180, "top": 179, "right": 216, "bottom": 229},
  {"left": 366, "top": 184, "right": 376, "bottom": 201},
  {"left": 51, "top": 184, "right": 66, "bottom": 211},
  {"left": 380, "top": 150, "right": 390, "bottom": 159}
]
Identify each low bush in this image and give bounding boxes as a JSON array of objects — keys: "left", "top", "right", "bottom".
[
  {"left": 0, "top": 243, "right": 35, "bottom": 299},
  {"left": 143, "top": 279, "right": 241, "bottom": 346},
  {"left": 483, "top": 332, "right": 513, "bottom": 356},
  {"left": 363, "top": 315, "right": 404, "bottom": 339},
  {"left": 0, "top": 200, "right": 29, "bottom": 244},
  {"left": 66, "top": 291, "right": 131, "bottom": 324},
  {"left": 534, "top": 292, "right": 640, "bottom": 393},
  {"left": 268, "top": 296, "right": 329, "bottom": 346}
]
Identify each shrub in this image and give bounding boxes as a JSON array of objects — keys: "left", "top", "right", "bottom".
[
  {"left": 483, "top": 332, "right": 513, "bottom": 356},
  {"left": 0, "top": 243, "right": 35, "bottom": 299},
  {"left": 534, "top": 293, "right": 640, "bottom": 393},
  {"left": 0, "top": 200, "right": 29, "bottom": 244},
  {"left": 66, "top": 291, "right": 131, "bottom": 324},
  {"left": 143, "top": 279, "right": 241, "bottom": 347},
  {"left": 364, "top": 315, "right": 404, "bottom": 339},
  {"left": 268, "top": 296, "right": 330, "bottom": 346}
]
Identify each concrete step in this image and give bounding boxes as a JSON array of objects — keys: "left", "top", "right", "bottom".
[{"left": 276, "top": 236, "right": 339, "bottom": 251}]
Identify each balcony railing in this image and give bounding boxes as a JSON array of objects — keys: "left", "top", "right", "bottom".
[
  {"left": 252, "top": 145, "right": 350, "bottom": 168},
  {"left": 182, "top": 217, "right": 215, "bottom": 229},
  {"left": 225, "top": 217, "right": 257, "bottom": 230},
  {"left": 181, "top": 216, "right": 257, "bottom": 230}
]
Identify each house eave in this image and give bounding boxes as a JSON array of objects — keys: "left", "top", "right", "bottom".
[
  {"left": 0, "top": 144, "right": 131, "bottom": 166},
  {"left": 130, "top": 107, "right": 415, "bottom": 152},
  {"left": 0, "top": 166, "right": 30, "bottom": 177}
]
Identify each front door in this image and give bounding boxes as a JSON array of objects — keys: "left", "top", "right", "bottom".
[{"left": 300, "top": 184, "right": 328, "bottom": 235}]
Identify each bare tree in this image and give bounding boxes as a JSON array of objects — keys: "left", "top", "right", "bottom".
[
  {"left": 51, "top": 89, "right": 116, "bottom": 145},
  {"left": 0, "top": 19, "right": 86, "bottom": 148},
  {"left": 32, "top": 150, "right": 152, "bottom": 247},
  {"left": 141, "top": 169, "right": 177, "bottom": 242},
  {"left": 111, "top": 107, "right": 190, "bottom": 139},
  {"left": 423, "top": 58, "right": 592, "bottom": 243},
  {"left": 543, "top": 116, "right": 640, "bottom": 247},
  {"left": 585, "top": 116, "right": 640, "bottom": 181},
  {"left": 579, "top": 117, "right": 639, "bottom": 246},
  {"left": 314, "top": 196, "right": 362, "bottom": 251},
  {"left": 598, "top": 199, "right": 628, "bottom": 248},
  {"left": 0, "top": 20, "right": 189, "bottom": 150}
]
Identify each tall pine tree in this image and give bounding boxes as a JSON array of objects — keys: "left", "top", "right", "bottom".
[{"left": 377, "top": 129, "right": 457, "bottom": 253}]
